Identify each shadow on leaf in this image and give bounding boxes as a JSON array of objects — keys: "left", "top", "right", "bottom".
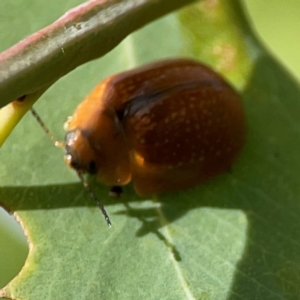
[{"left": 1, "top": 47, "right": 300, "bottom": 300}]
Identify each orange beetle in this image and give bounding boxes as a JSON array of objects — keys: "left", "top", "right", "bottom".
[{"left": 65, "top": 58, "right": 245, "bottom": 197}]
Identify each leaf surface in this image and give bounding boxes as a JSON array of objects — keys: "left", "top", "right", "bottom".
[{"left": 1, "top": 0, "right": 300, "bottom": 299}]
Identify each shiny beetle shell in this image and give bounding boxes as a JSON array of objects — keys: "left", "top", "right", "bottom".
[{"left": 64, "top": 58, "right": 246, "bottom": 196}]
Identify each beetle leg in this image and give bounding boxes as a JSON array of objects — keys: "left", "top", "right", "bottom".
[{"left": 109, "top": 186, "right": 123, "bottom": 198}]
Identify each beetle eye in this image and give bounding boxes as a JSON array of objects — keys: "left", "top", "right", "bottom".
[
  {"left": 87, "top": 160, "right": 97, "bottom": 174},
  {"left": 70, "top": 159, "right": 80, "bottom": 170}
]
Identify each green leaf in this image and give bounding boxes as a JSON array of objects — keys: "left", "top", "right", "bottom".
[
  {"left": 0, "top": 0, "right": 196, "bottom": 147},
  {"left": 0, "top": 0, "right": 196, "bottom": 108},
  {"left": 1, "top": 0, "right": 300, "bottom": 299}
]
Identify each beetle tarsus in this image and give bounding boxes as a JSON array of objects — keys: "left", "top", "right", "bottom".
[{"left": 109, "top": 186, "right": 123, "bottom": 198}]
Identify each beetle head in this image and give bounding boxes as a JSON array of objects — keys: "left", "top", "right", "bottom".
[{"left": 64, "top": 129, "right": 98, "bottom": 175}]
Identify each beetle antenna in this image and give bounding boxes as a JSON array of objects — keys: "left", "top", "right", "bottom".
[
  {"left": 30, "top": 108, "right": 64, "bottom": 148},
  {"left": 31, "top": 108, "right": 111, "bottom": 226},
  {"left": 77, "top": 172, "right": 112, "bottom": 227}
]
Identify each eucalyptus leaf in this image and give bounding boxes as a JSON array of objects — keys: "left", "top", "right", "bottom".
[{"left": 1, "top": 0, "right": 300, "bottom": 299}]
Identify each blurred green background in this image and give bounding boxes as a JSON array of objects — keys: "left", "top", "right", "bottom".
[
  {"left": 1, "top": 0, "right": 300, "bottom": 290},
  {"left": 245, "top": 0, "right": 300, "bottom": 80}
]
